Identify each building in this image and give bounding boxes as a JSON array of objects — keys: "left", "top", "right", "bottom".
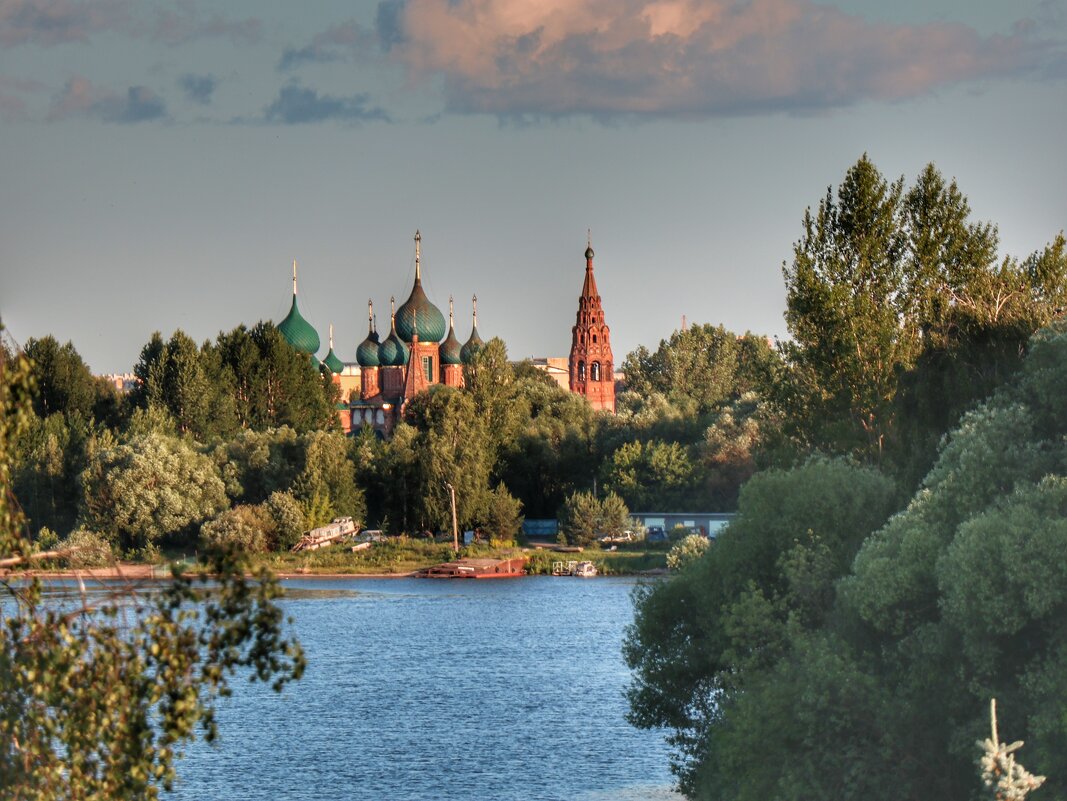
[
  {"left": 277, "top": 231, "right": 485, "bottom": 437},
  {"left": 568, "top": 240, "right": 616, "bottom": 413}
]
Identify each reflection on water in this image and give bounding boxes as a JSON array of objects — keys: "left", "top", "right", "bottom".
[{"left": 166, "top": 576, "right": 680, "bottom": 801}]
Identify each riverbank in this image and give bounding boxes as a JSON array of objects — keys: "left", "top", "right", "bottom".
[{"left": 9, "top": 538, "right": 669, "bottom": 580}]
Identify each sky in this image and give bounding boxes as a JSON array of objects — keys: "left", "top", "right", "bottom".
[{"left": 1, "top": 0, "right": 1065, "bottom": 374}]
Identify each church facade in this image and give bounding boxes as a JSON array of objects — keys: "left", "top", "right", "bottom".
[{"left": 277, "top": 233, "right": 617, "bottom": 435}]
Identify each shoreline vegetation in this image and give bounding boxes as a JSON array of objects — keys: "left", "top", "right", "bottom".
[{"left": 5, "top": 538, "right": 670, "bottom": 580}]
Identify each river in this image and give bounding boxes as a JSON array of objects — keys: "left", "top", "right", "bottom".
[{"left": 166, "top": 576, "right": 680, "bottom": 801}]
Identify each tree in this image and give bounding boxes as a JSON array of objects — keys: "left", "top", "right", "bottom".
[
  {"left": 79, "top": 432, "right": 228, "bottom": 551},
  {"left": 624, "top": 457, "right": 897, "bottom": 796},
  {"left": 602, "top": 439, "right": 696, "bottom": 511},
  {"left": 212, "top": 323, "right": 337, "bottom": 433},
  {"left": 403, "top": 386, "right": 492, "bottom": 532},
  {"left": 130, "top": 330, "right": 238, "bottom": 440},
  {"left": 200, "top": 504, "right": 274, "bottom": 553},
  {"left": 557, "top": 490, "right": 631, "bottom": 546},
  {"left": 480, "top": 484, "right": 524, "bottom": 543},
  {"left": 781, "top": 156, "right": 1067, "bottom": 466},
  {"left": 1, "top": 330, "right": 304, "bottom": 800},
  {"left": 622, "top": 325, "right": 778, "bottom": 416},
  {"left": 23, "top": 336, "right": 102, "bottom": 422},
  {"left": 291, "top": 430, "right": 366, "bottom": 527}
]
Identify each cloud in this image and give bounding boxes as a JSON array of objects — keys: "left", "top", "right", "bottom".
[
  {"left": 263, "top": 84, "right": 389, "bottom": 124},
  {"left": 0, "top": 0, "right": 259, "bottom": 48},
  {"left": 49, "top": 76, "right": 166, "bottom": 123},
  {"left": 0, "top": 75, "right": 43, "bottom": 119},
  {"left": 374, "top": 0, "right": 1058, "bottom": 119},
  {"left": 277, "top": 20, "right": 371, "bottom": 70},
  {"left": 149, "top": 1, "right": 260, "bottom": 46},
  {"left": 0, "top": 0, "right": 128, "bottom": 46},
  {"left": 179, "top": 72, "right": 217, "bottom": 104}
]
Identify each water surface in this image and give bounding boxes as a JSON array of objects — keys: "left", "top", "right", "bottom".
[{"left": 168, "top": 576, "right": 679, "bottom": 801}]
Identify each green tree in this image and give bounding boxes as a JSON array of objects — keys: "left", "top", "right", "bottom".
[
  {"left": 624, "top": 457, "right": 897, "bottom": 796},
  {"left": 79, "top": 432, "right": 228, "bottom": 551},
  {"left": 622, "top": 325, "right": 778, "bottom": 416},
  {"left": 291, "top": 430, "right": 366, "bottom": 526},
  {"left": 481, "top": 484, "right": 524, "bottom": 543},
  {"left": 1, "top": 330, "right": 304, "bottom": 800},
  {"left": 403, "top": 386, "right": 492, "bottom": 532},
  {"left": 557, "top": 490, "right": 631, "bottom": 546},
  {"left": 212, "top": 322, "right": 337, "bottom": 433},
  {"left": 23, "top": 336, "right": 107, "bottom": 422},
  {"left": 131, "top": 330, "right": 238, "bottom": 439},
  {"left": 200, "top": 504, "right": 274, "bottom": 553},
  {"left": 602, "top": 439, "right": 696, "bottom": 510}
]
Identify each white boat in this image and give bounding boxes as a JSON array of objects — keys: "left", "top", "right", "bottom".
[{"left": 573, "top": 561, "right": 597, "bottom": 578}]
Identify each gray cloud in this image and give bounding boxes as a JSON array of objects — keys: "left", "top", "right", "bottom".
[
  {"left": 49, "top": 76, "right": 166, "bottom": 123},
  {"left": 0, "top": 0, "right": 259, "bottom": 48},
  {"left": 149, "top": 1, "right": 260, "bottom": 46},
  {"left": 263, "top": 83, "right": 388, "bottom": 124},
  {"left": 179, "top": 72, "right": 217, "bottom": 104},
  {"left": 0, "top": 75, "right": 43, "bottom": 119},
  {"left": 277, "top": 20, "right": 370, "bottom": 71},
  {"left": 0, "top": 0, "right": 128, "bottom": 46},
  {"left": 377, "top": 0, "right": 1063, "bottom": 121}
]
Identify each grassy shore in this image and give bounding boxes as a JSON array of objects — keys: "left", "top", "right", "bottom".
[{"left": 240, "top": 537, "right": 669, "bottom": 577}]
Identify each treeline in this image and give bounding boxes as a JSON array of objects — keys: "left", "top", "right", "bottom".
[{"left": 625, "top": 156, "right": 1067, "bottom": 800}]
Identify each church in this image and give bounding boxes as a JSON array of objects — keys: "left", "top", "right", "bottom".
[{"left": 276, "top": 231, "right": 615, "bottom": 435}]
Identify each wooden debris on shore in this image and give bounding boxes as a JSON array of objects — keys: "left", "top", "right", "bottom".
[
  {"left": 415, "top": 556, "right": 528, "bottom": 579},
  {"left": 291, "top": 517, "right": 359, "bottom": 553}
]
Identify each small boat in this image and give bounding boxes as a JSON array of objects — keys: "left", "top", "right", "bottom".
[{"left": 573, "top": 561, "right": 598, "bottom": 578}]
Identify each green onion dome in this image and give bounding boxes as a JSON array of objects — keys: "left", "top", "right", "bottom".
[
  {"left": 440, "top": 323, "right": 462, "bottom": 365},
  {"left": 356, "top": 305, "right": 381, "bottom": 368},
  {"left": 278, "top": 294, "right": 320, "bottom": 355},
  {"left": 396, "top": 279, "right": 446, "bottom": 344},
  {"left": 460, "top": 323, "right": 483, "bottom": 364},
  {"left": 395, "top": 231, "right": 446, "bottom": 343},
  {"left": 378, "top": 318, "right": 409, "bottom": 367},
  {"left": 356, "top": 333, "right": 380, "bottom": 367},
  {"left": 323, "top": 347, "right": 344, "bottom": 374},
  {"left": 460, "top": 294, "right": 483, "bottom": 364}
]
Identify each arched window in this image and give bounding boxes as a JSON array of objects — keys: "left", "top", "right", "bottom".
[
  {"left": 592, "top": 333, "right": 597, "bottom": 343},
  {"left": 591, "top": 361, "right": 600, "bottom": 381},
  {"left": 578, "top": 360, "right": 586, "bottom": 381}
]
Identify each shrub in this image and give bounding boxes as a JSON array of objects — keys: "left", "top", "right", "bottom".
[{"left": 200, "top": 505, "right": 274, "bottom": 553}]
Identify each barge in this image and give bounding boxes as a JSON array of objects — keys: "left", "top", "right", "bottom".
[{"left": 415, "top": 556, "right": 528, "bottom": 579}]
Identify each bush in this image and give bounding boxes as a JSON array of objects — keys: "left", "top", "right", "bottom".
[
  {"left": 266, "top": 490, "right": 306, "bottom": 551},
  {"left": 57, "top": 529, "right": 115, "bottom": 568},
  {"left": 200, "top": 505, "right": 274, "bottom": 553},
  {"left": 666, "top": 533, "right": 710, "bottom": 571}
]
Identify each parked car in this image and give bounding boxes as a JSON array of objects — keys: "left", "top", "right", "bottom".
[
  {"left": 646, "top": 526, "right": 668, "bottom": 544},
  {"left": 597, "top": 531, "right": 634, "bottom": 545}
]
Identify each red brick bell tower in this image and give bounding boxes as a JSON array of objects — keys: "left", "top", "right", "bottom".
[{"left": 569, "top": 237, "right": 615, "bottom": 413}]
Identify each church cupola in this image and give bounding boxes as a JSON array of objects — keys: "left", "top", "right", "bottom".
[
  {"left": 568, "top": 236, "right": 615, "bottom": 413},
  {"left": 322, "top": 324, "right": 345, "bottom": 374},
  {"left": 460, "top": 294, "right": 484, "bottom": 364},
  {"left": 277, "top": 260, "right": 321, "bottom": 355},
  {"left": 378, "top": 297, "right": 409, "bottom": 368},
  {"left": 440, "top": 295, "right": 463, "bottom": 366},
  {"left": 356, "top": 300, "right": 381, "bottom": 367},
  {"left": 396, "top": 230, "right": 447, "bottom": 344}
]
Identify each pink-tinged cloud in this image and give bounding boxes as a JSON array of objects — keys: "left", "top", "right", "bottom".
[
  {"left": 382, "top": 0, "right": 1053, "bottom": 118},
  {"left": 0, "top": 76, "right": 42, "bottom": 119},
  {"left": 0, "top": 0, "right": 127, "bottom": 46},
  {"left": 49, "top": 75, "right": 166, "bottom": 123},
  {"left": 149, "top": 1, "right": 260, "bottom": 46}
]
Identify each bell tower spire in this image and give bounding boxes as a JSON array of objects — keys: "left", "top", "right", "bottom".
[{"left": 568, "top": 237, "right": 615, "bottom": 413}]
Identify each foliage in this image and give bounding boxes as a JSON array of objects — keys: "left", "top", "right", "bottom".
[
  {"left": 265, "top": 490, "right": 306, "bottom": 552},
  {"left": 211, "top": 322, "right": 338, "bottom": 433},
  {"left": 23, "top": 336, "right": 118, "bottom": 424},
  {"left": 781, "top": 156, "right": 1067, "bottom": 464},
  {"left": 54, "top": 528, "right": 116, "bottom": 567},
  {"left": 200, "top": 504, "right": 274, "bottom": 553},
  {"left": 130, "top": 330, "right": 238, "bottom": 440},
  {"left": 622, "top": 324, "right": 779, "bottom": 416},
  {"left": 481, "top": 484, "right": 524, "bottom": 544},
  {"left": 403, "top": 386, "right": 492, "bottom": 532},
  {"left": 603, "top": 438, "right": 696, "bottom": 511},
  {"left": 1, "top": 329, "right": 304, "bottom": 801},
  {"left": 666, "top": 534, "right": 709, "bottom": 572},
  {"left": 79, "top": 432, "right": 228, "bottom": 551},
  {"left": 558, "top": 490, "right": 631, "bottom": 546},
  {"left": 624, "top": 457, "right": 897, "bottom": 796},
  {"left": 291, "top": 430, "right": 365, "bottom": 526},
  {"left": 627, "top": 323, "right": 1067, "bottom": 800}
]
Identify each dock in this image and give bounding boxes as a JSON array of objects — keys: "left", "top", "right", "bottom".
[{"left": 415, "top": 556, "right": 528, "bottom": 579}]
